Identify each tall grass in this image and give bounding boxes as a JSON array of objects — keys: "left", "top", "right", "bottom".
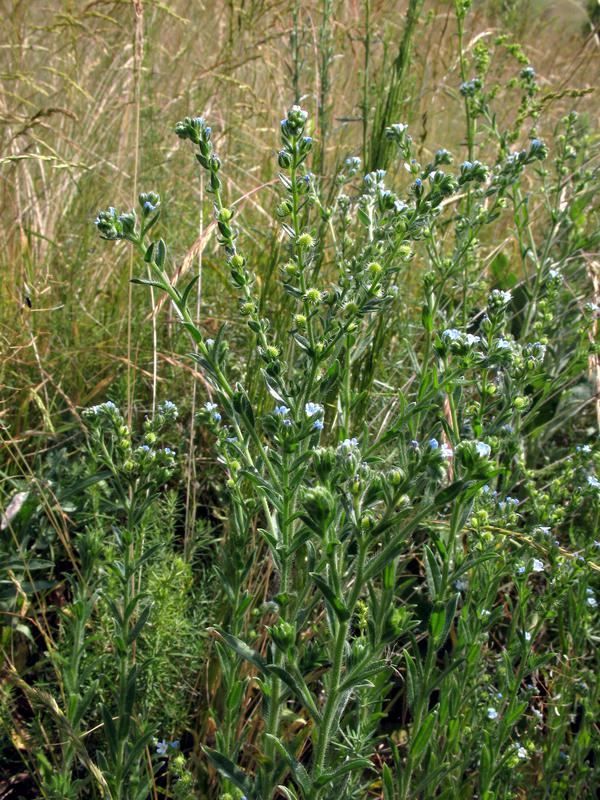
[
  {"left": 1, "top": 1, "right": 600, "bottom": 798},
  {"left": 1, "top": 0, "right": 597, "bottom": 442}
]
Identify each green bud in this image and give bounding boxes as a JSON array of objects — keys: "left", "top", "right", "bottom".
[
  {"left": 297, "top": 232, "right": 314, "bottom": 249},
  {"left": 240, "top": 301, "right": 255, "bottom": 316}
]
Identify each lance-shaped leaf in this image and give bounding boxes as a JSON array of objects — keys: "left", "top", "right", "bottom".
[
  {"left": 204, "top": 747, "right": 254, "bottom": 796},
  {"left": 314, "top": 757, "right": 373, "bottom": 788},
  {"left": 264, "top": 734, "right": 311, "bottom": 795},
  {"left": 212, "top": 628, "right": 267, "bottom": 673},
  {"left": 267, "top": 664, "right": 321, "bottom": 722},
  {"left": 310, "top": 572, "right": 350, "bottom": 621}
]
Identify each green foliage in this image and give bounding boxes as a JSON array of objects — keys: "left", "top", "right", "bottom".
[{"left": 1, "top": 3, "right": 600, "bottom": 800}]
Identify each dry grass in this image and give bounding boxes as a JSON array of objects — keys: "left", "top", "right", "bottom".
[{"left": 1, "top": 0, "right": 597, "bottom": 449}]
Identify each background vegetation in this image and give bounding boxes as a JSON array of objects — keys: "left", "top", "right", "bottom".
[{"left": 1, "top": 1, "right": 599, "bottom": 798}]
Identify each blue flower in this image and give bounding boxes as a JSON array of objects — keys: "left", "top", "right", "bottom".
[
  {"left": 487, "top": 707, "right": 498, "bottom": 720},
  {"left": 312, "top": 419, "right": 324, "bottom": 431},
  {"left": 587, "top": 475, "right": 600, "bottom": 489},
  {"left": 442, "top": 328, "right": 461, "bottom": 341},
  {"left": 275, "top": 405, "right": 290, "bottom": 417},
  {"left": 440, "top": 443, "right": 453, "bottom": 459},
  {"left": 156, "top": 739, "right": 168, "bottom": 755},
  {"left": 475, "top": 441, "right": 491, "bottom": 458},
  {"left": 428, "top": 438, "right": 439, "bottom": 449},
  {"left": 576, "top": 444, "right": 592, "bottom": 454},
  {"left": 305, "top": 402, "right": 323, "bottom": 417}
]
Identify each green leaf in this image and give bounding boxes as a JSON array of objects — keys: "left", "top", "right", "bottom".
[
  {"left": 232, "top": 388, "right": 255, "bottom": 427},
  {"left": 264, "top": 734, "right": 311, "bottom": 795},
  {"left": 340, "top": 660, "right": 388, "bottom": 692},
  {"left": 144, "top": 242, "right": 154, "bottom": 263},
  {"left": 127, "top": 604, "right": 152, "bottom": 645},
  {"left": 411, "top": 709, "right": 436, "bottom": 761},
  {"left": 309, "top": 572, "right": 350, "bottom": 621},
  {"left": 267, "top": 665, "right": 321, "bottom": 722},
  {"left": 276, "top": 787, "right": 299, "bottom": 800},
  {"left": 404, "top": 651, "right": 420, "bottom": 712},
  {"left": 314, "top": 757, "right": 372, "bottom": 787},
  {"left": 123, "top": 666, "right": 137, "bottom": 717},
  {"left": 424, "top": 545, "right": 442, "bottom": 599},
  {"left": 180, "top": 273, "right": 200, "bottom": 308},
  {"left": 101, "top": 705, "right": 118, "bottom": 761},
  {"left": 383, "top": 763, "right": 395, "bottom": 800},
  {"left": 434, "top": 480, "right": 475, "bottom": 507},
  {"left": 130, "top": 277, "right": 165, "bottom": 290},
  {"left": 214, "top": 628, "right": 267, "bottom": 673},
  {"left": 155, "top": 238, "right": 166, "bottom": 268},
  {"left": 504, "top": 700, "right": 528, "bottom": 728},
  {"left": 204, "top": 747, "right": 254, "bottom": 795}
]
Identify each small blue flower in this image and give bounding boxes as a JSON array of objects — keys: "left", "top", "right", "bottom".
[
  {"left": 312, "top": 419, "right": 324, "bottom": 431},
  {"left": 305, "top": 402, "right": 323, "bottom": 417},
  {"left": 487, "top": 707, "right": 498, "bottom": 720},
  {"left": 156, "top": 739, "right": 168, "bottom": 755},
  {"left": 576, "top": 444, "right": 592, "bottom": 453},
  {"left": 204, "top": 401, "right": 221, "bottom": 421},
  {"left": 517, "top": 565, "right": 526, "bottom": 575},
  {"left": 587, "top": 475, "right": 600, "bottom": 489},
  {"left": 475, "top": 441, "right": 491, "bottom": 458},
  {"left": 442, "top": 328, "right": 461, "bottom": 341},
  {"left": 275, "top": 405, "right": 290, "bottom": 417},
  {"left": 428, "top": 438, "right": 439, "bottom": 449}
]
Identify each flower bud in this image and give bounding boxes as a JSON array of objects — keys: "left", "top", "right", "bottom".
[
  {"left": 278, "top": 149, "right": 292, "bottom": 169},
  {"left": 297, "top": 232, "right": 314, "bottom": 249}
]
